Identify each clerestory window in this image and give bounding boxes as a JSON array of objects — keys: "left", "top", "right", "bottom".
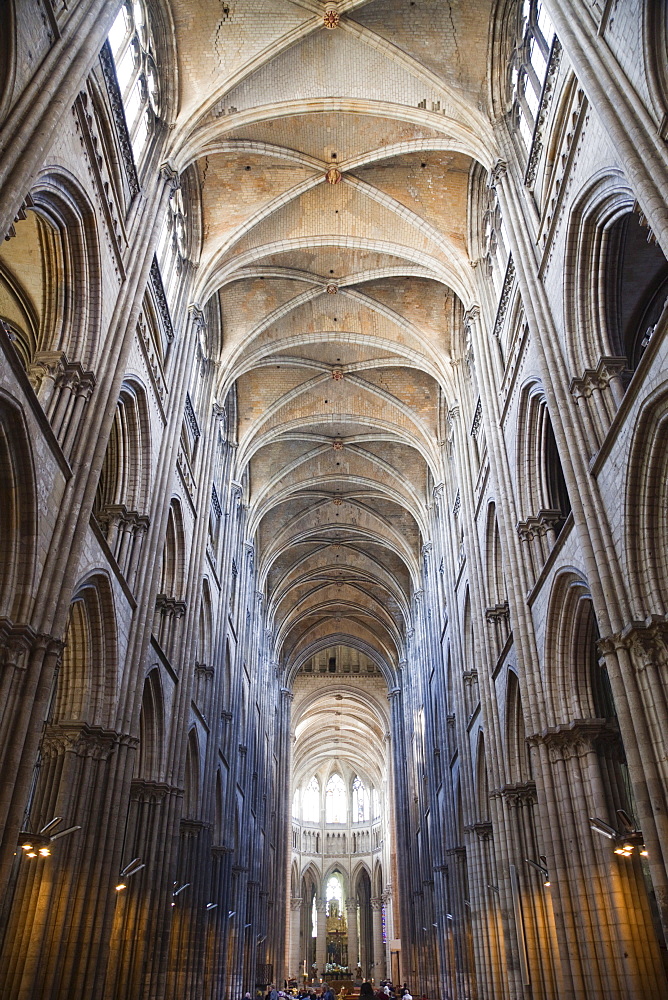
[
  {"left": 510, "top": 0, "right": 556, "bottom": 152},
  {"left": 303, "top": 776, "right": 320, "bottom": 823},
  {"left": 108, "top": 0, "right": 161, "bottom": 166},
  {"left": 325, "top": 773, "right": 346, "bottom": 824}
]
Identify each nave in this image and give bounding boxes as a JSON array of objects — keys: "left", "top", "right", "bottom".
[{"left": 1, "top": 1, "right": 668, "bottom": 999}]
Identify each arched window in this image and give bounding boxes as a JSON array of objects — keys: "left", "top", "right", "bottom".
[
  {"left": 352, "top": 776, "right": 369, "bottom": 823},
  {"left": 372, "top": 788, "right": 380, "bottom": 821},
  {"left": 326, "top": 773, "right": 346, "bottom": 824},
  {"left": 292, "top": 789, "right": 300, "bottom": 819},
  {"left": 303, "top": 776, "right": 320, "bottom": 822},
  {"left": 325, "top": 873, "right": 344, "bottom": 916},
  {"left": 510, "top": 0, "right": 556, "bottom": 151},
  {"left": 108, "top": 0, "right": 161, "bottom": 165}
]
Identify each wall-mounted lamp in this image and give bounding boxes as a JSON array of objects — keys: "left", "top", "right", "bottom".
[
  {"left": 206, "top": 903, "right": 218, "bottom": 910},
  {"left": 590, "top": 812, "right": 645, "bottom": 857},
  {"left": 525, "top": 856, "right": 551, "bottom": 886},
  {"left": 116, "top": 857, "right": 145, "bottom": 890},
  {"left": 19, "top": 817, "right": 81, "bottom": 859}
]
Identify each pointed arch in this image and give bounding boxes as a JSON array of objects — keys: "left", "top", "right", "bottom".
[
  {"left": 475, "top": 730, "right": 490, "bottom": 822},
  {"left": 95, "top": 379, "right": 152, "bottom": 517},
  {"left": 54, "top": 573, "right": 118, "bottom": 728},
  {"left": 325, "top": 772, "right": 347, "bottom": 824},
  {"left": 183, "top": 727, "right": 201, "bottom": 819},
  {"left": 135, "top": 667, "right": 165, "bottom": 781},
  {"left": 197, "top": 578, "right": 213, "bottom": 667},
  {"left": 625, "top": 387, "right": 668, "bottom": 616},
  {"left": 0, "top": 392, "right": 37, "bottom": 621},
  {"left": 485, "top": 502, "right": 507, "bottom": 607},
  {"left": 544, "top": 570, "right": 603, "bottom": 725},
  {"left": 214, "top": 768, "right": 224, "bottom": 845},
  {"left": 161, "top": 498, "right": 186, "bottom": 600},
  {"left": 505, "top": 670, "right": 531, "bottom": 784}
]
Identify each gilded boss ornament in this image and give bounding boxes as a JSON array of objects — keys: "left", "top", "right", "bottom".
[{"left": 324, "top": 9, "right": 340, "bottom": 29}]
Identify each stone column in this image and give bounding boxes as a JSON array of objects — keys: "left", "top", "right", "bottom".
[
  {"left": 0, "top": 725, "right": 137, "bottom": 999},
  {"left": 316, "top": 900, "right": 327, "bottom": 977},
  {"left": 0, "top": 0, "right": 124, "bottom": 240},
  {"left": 541, "top": 0, "right": 668, "bottom": 254},
  {"left": 290, "top": 898, "right": 303, "bottom": 979},
  {"left": 371, "top": 898, "right": 384, "bottom": 982},
  {"left": 346, "top": 898, "right": 359, "bottom": 973}
]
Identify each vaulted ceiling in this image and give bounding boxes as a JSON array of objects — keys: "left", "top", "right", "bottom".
[{"left": 166, "top": 0, "right": 501, "bottom": 680}]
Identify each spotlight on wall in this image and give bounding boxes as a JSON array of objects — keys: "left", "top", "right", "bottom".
[
  {"left": 173, "top": 883, "right": 190, "bottom": 897},
  {"left": 525, "top": 856, "right": 550, "bottom": 886},
  {"left": 18, "top": 817, "right": 81, "bottom": 858},
  {"left": 206, "top": 903, "right": 218, "bottom": 910},
  {"left": 227, "top": 910, "right": 236, "bottom": 918},
  {"left": 589, "top": 817, "right": 618, "bottom": 840},
  {"left": 590, "top": 814, "right": 644, "bottom": 856},
  {"left": 486, "top": 884, "right": 500, "bottom": 894},
  {"left": 120, "top": 858, "right": 145, "bottom": 878}
]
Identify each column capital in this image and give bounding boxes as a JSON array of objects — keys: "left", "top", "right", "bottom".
[{"left": 489, "top": 159, "right": 507, "bottom": 188}]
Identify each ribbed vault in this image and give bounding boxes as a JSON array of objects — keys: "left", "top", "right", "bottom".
[{"left": 164, "top": 0, "right": 499, "bottom": 682}]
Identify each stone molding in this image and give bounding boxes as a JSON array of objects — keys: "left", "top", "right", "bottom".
[{"left": 41, "top": 723, "right": 136, "bottom": 761}]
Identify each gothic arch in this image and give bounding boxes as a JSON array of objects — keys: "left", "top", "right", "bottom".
[
  {"left": 0, "top": 391, "right": 37, "bottom": 622},
  {"left": 157, "top": 496, "right": 186, "bottom": 601},
  {"left": 290, "top": 860, "right": 300, "bottom": 897},
  {"left": 214, "top": 768, "right": 224, "bottom": 846},
  {"left": 564, "top": 170, "right": 668, "bottom": 377},
  {"left": 197, "top": 578, "right": 213, "bottom": 667},
  {"left": 95, "top": 378, "right": 152, "bottom": 517},
  {"left": 484, "top": 502, "right": 506, "bottom": 607},
  {"left": 29, "top": 169, "right": 101, "bottom": 368},
  {"left": 135, "top": 667, "right": 165, "bottom": 781},
  {"left": 351, "top": 861, "right": 372, "bottom": 893},
  {"left": 505, "top": 669, "right": 530, "bottom": 784},
  {"left": 475, "top": 731, "right": 490, "bottom": 822},
  {"left": 322, "top": 864, "right": 349, "bottom": 899},
  {"left": 515, "top": 381, "right": 571, "bottom": 576},
  {"left": 625, "top": 386, "right": 668, "bottom": 616},
  {"left": 373, "top": 861, "right": 383, "bottom": 899},
  {"left": 183, "top": 727, "right": 201, "bottom": 819},
  {"left": 543, "top": 569, "right": 602, "bottom": 726},
  {"left": 54, "top": 573, "right": 118, "bottom": 728}
]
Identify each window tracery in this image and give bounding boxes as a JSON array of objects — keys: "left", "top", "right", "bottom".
[
  {"left": 352, "top": 776, "right": 370, "bottom": 823},
  {"left": 108, "top": 0, "right": 161, "bottom": 166},
  {"left": 325, "top": 773, "right": 346, "bottom": 824},
  {"left": 510, "top": 0, "right": 556, "bottom": 153},
  {"left": 303, "top": 776, "right": 320, "bottom": 823}
]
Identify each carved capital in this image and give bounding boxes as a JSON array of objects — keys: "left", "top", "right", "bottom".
[
  {"left": 500, "top": 781, "right": 537, "bottom": 808},
  {"left": 41, "top": 723, "right": 133, "bottom": 761},
  {"left": 485, "top": 601, "right": 510, "bottom": 625}
]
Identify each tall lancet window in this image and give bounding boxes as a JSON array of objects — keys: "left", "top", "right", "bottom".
[
  {"left": 108, "top": 0, "right": 161, "bottom": 165},
  {"left": 303, "top": 776, "right": 320, "bottom": 822},
  {"left": 325, "top": 773, "right": 346, "bottom": 824},
  {"left": 352, "top": 775, "right": 369, "bottom": 822}
]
